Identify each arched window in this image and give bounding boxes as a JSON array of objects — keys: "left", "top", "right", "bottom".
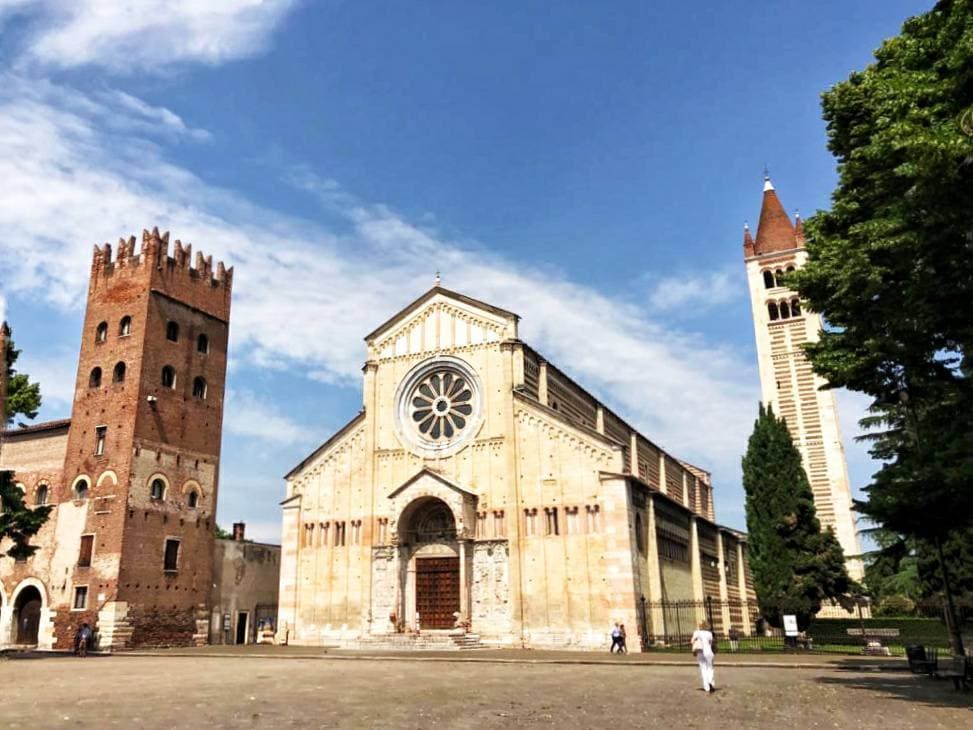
[
  {"left": 187, "top": 490, "right": 199, "bottom": 509},
  {"left": 197, "top": 333, "right": 209, "bottom": 354},
  {"left": 192, "top": 377, "right": 207, "bottom": 400},
  {"left": 89, "top": 367, "right": 102, "bottom": 388},
  {"left": 150, "top": 478, "right": 166, "bottom": 501},
  {"left": 779, "top": 301, "right": 791, "bottom": 319},
  {"left": 74, "top": 477, "right": 90, "bottom": 500},
  {"left": 762, "top": 270, "right": 774, "bottom": 289},
  {"left": 113, "top": 362, "right": 126, "bottom": 383},
  {"left": 166, "top": 321, "right": 179, "bottom": 342},
  {"left": 774, "top": 269, "right": 784, "bottom": 288},
  {"left": 767, "top": 302, "right": 779, "bottom": 321},
  {"left": 36, "top": 484, "right": 49, "bottom": 506},
  {"left": 95, "top": 322, "right": 108, "bottom": 343},
  {"left": 161, "top": 366, "right": 176, "bottom": 389},
  {"left": 119, "top": 316, "right": 132, "bottom": 336},
  {"left": 791, "top": 298, "right": 802, "bottom": 316},
  {"left": 786, "top": 265, "right": 795, "bottom": 273}
]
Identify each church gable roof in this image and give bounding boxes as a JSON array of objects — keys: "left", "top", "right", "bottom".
[
  {"left": 387, "top": 468, "right": 477, "bottom": 500},
  {"left": 364, "top": 286, "right": 519, "bottom": 344}
]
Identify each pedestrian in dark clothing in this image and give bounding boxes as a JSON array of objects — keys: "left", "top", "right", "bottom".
[
  {"left": 610, "top": 622, "right": 623, "bottom": 653},
  {"left": 619, "top": 623, "right": 628, "bottom": 654}
]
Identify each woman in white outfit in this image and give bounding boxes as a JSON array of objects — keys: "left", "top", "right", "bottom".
[{"left": 691, "top": 621, "right": 716, "bottom": 692}]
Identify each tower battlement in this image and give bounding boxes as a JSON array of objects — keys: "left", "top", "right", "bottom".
[{"left": 91, "top": 227, "right": 233, "bottom": 322}]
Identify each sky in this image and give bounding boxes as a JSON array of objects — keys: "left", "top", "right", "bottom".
[{"left": 0, "top": 0, "right": 932, "bottom": 543}]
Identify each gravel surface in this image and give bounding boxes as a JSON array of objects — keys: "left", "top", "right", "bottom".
[{"left": 2, "top": 653, "right": 969, "bottom": 728}]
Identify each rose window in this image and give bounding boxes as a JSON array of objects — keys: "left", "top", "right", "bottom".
[
  {"left": 395, "top": 356, "right": 483, "bottom": 456},
  {"left": 410, "top": 371, "right": 473, "bottom": 440}
]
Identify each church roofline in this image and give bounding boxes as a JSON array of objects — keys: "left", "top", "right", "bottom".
[
  {"left": 0, "top": 418, "right": 71, "bottom": 438},
  {"left": 363, "top": 285, "right": 520, "bottom": 343},
  {"left": 284, "top": 410, "right": 366, "bottom": 480}
]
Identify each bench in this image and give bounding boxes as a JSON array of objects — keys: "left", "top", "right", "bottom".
[{"left": 935, "top": 655, "right": 970, "bottom": 691}]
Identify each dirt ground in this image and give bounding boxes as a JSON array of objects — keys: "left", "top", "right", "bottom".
[{"left": 2, "top": 653, "right": 970, "bottom": 728}]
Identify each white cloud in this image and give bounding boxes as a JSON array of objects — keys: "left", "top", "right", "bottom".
[
  {"left": 646, "top": 268, "right": 741, "bottom": 314},
  {"left": 224, "top": 390, "right": 307, "bottom": 445},
  {"left": 3, "top": 0, "right": 297, "bottom": 72},
  {"left": 0, "top": 76, "right": 767, "bottom": 529}
]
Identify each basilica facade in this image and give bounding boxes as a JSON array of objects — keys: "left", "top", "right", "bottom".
[{"left": 278, "top": 287, "right": 756, "bottom": 650}]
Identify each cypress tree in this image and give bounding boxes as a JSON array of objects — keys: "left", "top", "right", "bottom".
[{"left": 742, "top": 404, "right": 851, "bottom": 629}]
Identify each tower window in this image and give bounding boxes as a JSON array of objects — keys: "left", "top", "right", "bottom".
[
  {"left": 762, "top": 270, "right": 774, "bottom": 289},
  {"left": 767, "top": 302, "right": 779, "bottom": 321},
  {"left": 163, "top": 539, "right": 180, "bottom": 572},
  {"left": 89, "top": 367, "right": 102, "bottom": 388},
  {"left": 774, "top": 269, "right": 784, "bottom": 287},
  {"left": 197, "top": 333, "right": 209, "bottom": 354},
  {"left": 187, "top": 490, "right": 199, "bottom": 509},
  {"left": 150, "top": 478, "right": 166, "bottom": 501},
  {"left": 94, "top": 426, "right": 107, "bottom": 456},
  {"left": 96, "top": 322, "right": 108, "bottom": 343},
  {"left": 74, "top": 477, "right": 90, "bottom": 500},
  {"left": 791, "top": 298, "right": 802, "bottom": 316},
  {"left": 780, "top": 301, "right": 791, "bottom": 319},
  {"left": 166, "top": 321, "right": 179, "bottom": 342},
  {"left": 35, "top": 484, "right": 49, "bottom": 506},
  {"left": 78, "top": 534, "right": 94, "bottom": 567},
  {"left": 544, "top": 507, "right": 559, "bottom": 536},
  {"left": 161, "top": 366, "right": 176, "bottom": 389},
  {"left": 192, "top": 377, "right": 207, "bottom": 400},
  {"left": 119, "top": 316, "right": 132, "bottom": 337},
  {"left": 73, "top": 586, "right": 88, "bottom": 610},
  {"left": 113, "top": 361, "right": 126, "bottom": 383}
]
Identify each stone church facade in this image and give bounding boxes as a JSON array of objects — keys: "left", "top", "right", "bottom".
[
  {"left": 278, "top": 287, "right": 756, "bottom": 650},
  {"left": 0, "top": 229, "right": 232, "bottom": 650},
  {"left": 742, "top": 177, "right": 864, "bottom": 581}
]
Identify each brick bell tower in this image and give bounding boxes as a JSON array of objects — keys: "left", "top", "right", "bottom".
[
  {"left": 742, "top": 176, "right": 863, "bottom": 583},
  {"left": 60, "top": 228, "right": 232, "bottom": 648}
]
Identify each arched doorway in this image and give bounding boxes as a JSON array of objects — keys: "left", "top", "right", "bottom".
[
  {"left": 14, "top": 586, "right": 42, "bottom": 646},
  {"left": 401, "top": 498, "right": 460, "bottom": 630}
]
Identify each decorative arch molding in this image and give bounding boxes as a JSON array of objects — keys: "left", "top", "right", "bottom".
[
  {"left": 147, "top": 472, "right": 171, "bottom": 500},
  {"left": 181, "top": 479, "right": 205, "bottom": 496},
  {"left": 70, "top": 474, "right": 92, "bottom": 499},
  {"left": 0, "top": 578, "right": 7, "bottom": 608},
  {"left": 96, "top": 470, "right": 118, "bottom": 488},
  {"left": 11, "top": 576, "right": 49, "bottom": 607}
]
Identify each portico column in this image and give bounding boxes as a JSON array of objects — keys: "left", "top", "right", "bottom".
[
  {"left": 716, "top": 533, "right": 731, "bottom": 632},
  {"left": 459, "top": 538, "right": 469, "bottom": 626},
  {"left": 689, "top": 517, "right": 706, "bottom": 625}
]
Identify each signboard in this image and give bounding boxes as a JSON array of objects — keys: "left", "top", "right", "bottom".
[{"left": 783, "top": 614, "right": 799, "bottom": 637}]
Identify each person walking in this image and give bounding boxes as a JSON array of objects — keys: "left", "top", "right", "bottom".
[
  {"left": 618, "top": 623, "right": 628, "bottom": 654},
  {"left": 691, "top": 621, "right": 716, "bottom": 692},
  {"left": 77, "top": 622, "right": 92, "bottom": 658},
  {"left": 609, "top": 622, "right": 623, "bottom": 653}
]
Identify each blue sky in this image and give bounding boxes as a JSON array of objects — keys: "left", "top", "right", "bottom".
[{"left": 0, "top": 1, "right": 930, "bottom": 542}]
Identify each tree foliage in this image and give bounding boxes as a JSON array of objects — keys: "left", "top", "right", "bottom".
[
  {"left": 4, "top": 326, "right": 43, "bottom": 424},
  {"left": 792, "top": 1, "right": 973, "bottom": 651},
  {"left": 0, "top": 470, "right": 52, "bottom": 560},
  {"left": 741, "top": 405, "right": 852, "bottom": 629}
]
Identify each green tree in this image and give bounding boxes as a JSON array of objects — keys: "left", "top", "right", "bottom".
[
  {"left": 863, "top": 529, "right": 922, "bottom": 605},
  {"left": 792, "top": 0, "right": 973, "bottom": 653},
  {"left": 741, "top": 405, "right": 852, "bottom": 630},
  {"left": 0, "top": 470, "right": 52, "bottom": 560},
  {"left": 1, "top": 322, "right": 50, "bottom": 559},
  {"left": 4, "top": 324, "right": 43, "bottom": 424}
]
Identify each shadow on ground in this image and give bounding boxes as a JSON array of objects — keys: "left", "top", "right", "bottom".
[{"left": 817, "top": 660, "right": 972, "bottom": 711}]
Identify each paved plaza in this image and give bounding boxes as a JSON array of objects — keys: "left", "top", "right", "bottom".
[{"left": 3, "top": 649, "right": 971, "bottom": 728}]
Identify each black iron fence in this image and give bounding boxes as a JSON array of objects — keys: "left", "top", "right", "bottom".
[{"left": 638, "top": 596, "right": 971, "bottom": 657}]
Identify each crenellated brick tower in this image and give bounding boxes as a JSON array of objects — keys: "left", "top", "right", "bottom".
[
  {"left": 742, "top": 177, "right": 864, "bottom": 582},
  {"left": 46, "top": 228, "right": 231, "bottom": 648}
]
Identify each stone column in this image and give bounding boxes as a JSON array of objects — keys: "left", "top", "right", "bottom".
[
  {"left": 629, "top": 432, "right": 638, "bottom": 475},
  {"left": 596, "top": 406, "right": 604, "bottom": 435},
  {"left": 736, "top": 541, "right": 752, "bottom": 635},
  {"left": 658, "top": 454, "right": 667, "bottom": 495},
  {"left": 644, "top": 496, "right": 664, "bottom": 640},
  {"left": 715, "top": 533, "right": 731, "bottom": 631},
  {"left": 459, "top": 539, "right": 469, "bottom": 626},
  {"left": 538, "top": 360, "right": 549, "bottom": 406},
  {"left": 689, "top": 517, "right": 705, "bottom": 625}
]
